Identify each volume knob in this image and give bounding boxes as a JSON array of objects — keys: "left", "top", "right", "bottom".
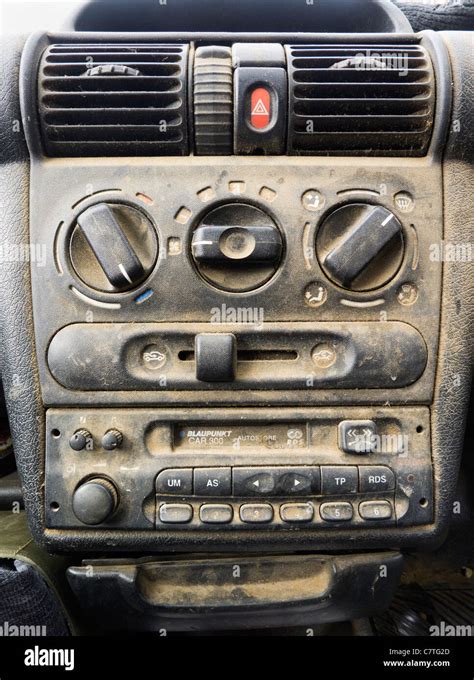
[
  {"left": 72, "top": 478, "right": 118, "bottom": 525},
  {"left": 316, "top": 203, "right": 404, "bottom": 292}
]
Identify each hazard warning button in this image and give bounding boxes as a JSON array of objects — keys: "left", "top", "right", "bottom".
[
  {"left": 234, "top": 67, "right": 287, "bottom": 154},
  {"left": 250, "top": 87, "right": 271, "bottom": 130}
]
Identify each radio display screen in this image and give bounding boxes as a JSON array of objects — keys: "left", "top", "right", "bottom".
[{"left": 174, "top": 423, "right": 308, "bottom": 450}]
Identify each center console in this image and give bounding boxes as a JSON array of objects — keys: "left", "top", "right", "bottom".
[{"left": 0, "top": 25, "right": 471, "bottom": 556}]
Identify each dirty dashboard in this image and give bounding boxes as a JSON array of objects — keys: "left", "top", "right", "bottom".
[{"left": 0, "top": 0, "right": 473, "bottom": 643}]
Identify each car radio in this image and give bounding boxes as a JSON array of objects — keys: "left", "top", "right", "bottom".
[{"left": 45, "top": 408, "right": 432, "bottom": 532}]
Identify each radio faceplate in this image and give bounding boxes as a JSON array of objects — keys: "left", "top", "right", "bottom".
[{"left": 45, "top": 407, "right": 433, "bottom": 532}]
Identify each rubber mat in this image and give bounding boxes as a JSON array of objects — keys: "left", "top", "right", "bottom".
[{"left": 373, "top": 585, "right": 474, "bottom": 636}]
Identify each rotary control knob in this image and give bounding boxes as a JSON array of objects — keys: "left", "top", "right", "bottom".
[
  {"left": 72, "top": 478, "right": 118, "bottom": 525},
  {"left": 69, "top": 202, "right": 158, "bottom": 293},
  {"left": 194, "top": 46, "right": 233, "bottom": 155},
  {"left": 69, "top": 429, "right": 92, "bottom": 451},
  {"left": 102, "top": 429, "right": 123, "bottom": 451},
  {"left": 316, "top": 203, "right": 404, "bottom": 292},
  {"left": 192, "top": 203, "right": 283, "bottom": 292}
]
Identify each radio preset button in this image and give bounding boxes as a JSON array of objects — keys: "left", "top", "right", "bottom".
[
  {"left": 159, "top": 503, "right": 193, "bottom": 524},
  {"left": 321, "top": 466, "right": 358, "bottom": 495},
  {"left": 156, "top": 469, "right": 193, "bottom": 495},
  {"left": 320, "top": 502, "right": 353, "bottom": 522},
  {"left": 359, "top": 500, "right": 393, "bottom": 521},
  {"left": 240, "top": 504, "right": 274, "bottom": 523},
  {"left": 199, "top": 504, "right": 233, "bottom": 524},
  {"left": 194, "top": 468, "right": 232, "bottom": 496},
  {"left": 280, "top": 503, "right": 314, "bottom": 523}
]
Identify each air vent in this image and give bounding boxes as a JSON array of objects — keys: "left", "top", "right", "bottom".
[
  {"left": 286, "top": 43, "right": 435, "bottom": 156},
  {"left": 38, "top": 43, "right": 189, "bottom": 156}
]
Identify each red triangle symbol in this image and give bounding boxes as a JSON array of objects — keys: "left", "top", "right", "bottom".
[{"left": 252, "top": 98, "right": 269, "bottom": 116}]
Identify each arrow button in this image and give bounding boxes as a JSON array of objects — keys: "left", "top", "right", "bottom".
[
  {"left": 338, "top": 420, "right": 377, "bottom": 454},
  {"left": 245, "top": 473, "right": 275, "bottom": 496},
  {"left": 279, "top": 472, "right": 313, "bottom": 496},
  {"left": 232, "top": 467, "right": 320, "bottom": 497}
]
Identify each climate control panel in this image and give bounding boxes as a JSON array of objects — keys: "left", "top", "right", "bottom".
[{"left": 29, "top": 159, "right": 442, "bottom": 409}]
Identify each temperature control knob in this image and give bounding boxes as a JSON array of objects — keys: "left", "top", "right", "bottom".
[
  {"left": 316, "top": 203, "right": 404, "bottom": 292},
  {"left": 70, "top": 202, "right": 158, "bottom": 293}
]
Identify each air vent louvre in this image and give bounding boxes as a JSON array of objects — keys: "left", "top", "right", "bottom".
[
  {"left": 286, "top": 43, "right": 435, "bottom": 156},
  {"left": 38, "top": 43, "right": 189, "bottom": 156}
]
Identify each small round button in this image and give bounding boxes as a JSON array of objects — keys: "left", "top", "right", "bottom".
[
  {"left": 72, "top": 478, "right": 118, "bottom": 525},
  {"left": 102, "top": 429, "right": 123, "bottom": 451},
  {"left": 69, "top": 429, "right": 92, "bottom": 451},
  {"left": 397, "top": 282, "right": 418, "bottom": 306},
  {"left": 304, "top": 281, "right": 328, "bottom": 308},
  {"left": 311, "top": 343, "right": 337, "bottom": 369},
  {"left": 394, "top": 192, "right": 415, "bottom": 213},
  {"left": 142, "top": 343, "right": 168, "bottom": 370},
  {"left": 302, "top": 190, "right": 326, "bottom": 212},
  {"left": 219, "top": 228, "right": 257, "bottom": 260}
]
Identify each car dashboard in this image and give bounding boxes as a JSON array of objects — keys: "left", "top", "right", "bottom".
[{"left": 0, "top": 0, "right": 472, "bottom": 637}]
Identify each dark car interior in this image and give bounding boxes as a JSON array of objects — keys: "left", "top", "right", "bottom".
[{"left": 0, "top": 0, "right": 473, "bottom": 654}]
